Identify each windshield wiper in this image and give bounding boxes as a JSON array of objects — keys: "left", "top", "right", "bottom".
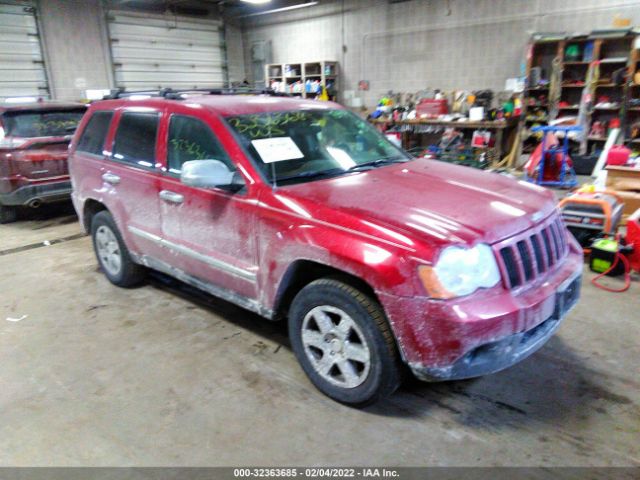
[
  {"left": 345, "top": 157, "right": 408, "bottom": 172},
  {"left": 274, "top": 168, "right": 346, "bottom": 184},
  {"left": 272, "top": 157, "right": 408, "bottom": 185}
]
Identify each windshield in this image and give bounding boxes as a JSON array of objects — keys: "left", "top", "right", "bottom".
[
  {"left": 226, "top": 109, "right": 409, "bottom": 184},
  {"left": 2, "top": 109, "right": 85, "bottom": 138}
]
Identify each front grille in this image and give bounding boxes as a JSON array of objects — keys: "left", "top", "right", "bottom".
[{"left": 496, "top": 215, "right": 569, "bottom": 289}]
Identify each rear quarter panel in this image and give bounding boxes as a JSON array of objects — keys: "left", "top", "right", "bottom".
[{"left": 68, "top": 105, "right": 116, "bottom": 231}]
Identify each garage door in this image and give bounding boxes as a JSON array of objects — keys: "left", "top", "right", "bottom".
[
  {"left": 0, "top": 2, "right": 49, "bottom": 100},
  {"left": 107, "top": 10, "right": 226, "bottom": 91}
]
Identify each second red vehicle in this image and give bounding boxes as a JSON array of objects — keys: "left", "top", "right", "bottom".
[
  {"left": 69, "top": 90, "right": 582, "bottom": 406},
  {"left": 0, "top": 100, "right": 86, "bottom": 223}
]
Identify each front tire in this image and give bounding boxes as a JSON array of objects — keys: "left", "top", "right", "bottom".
[
  {"left": 91, "top": 210, "right": 145, "bottom": 287},
  {"left": 288, "top": 278, "right": 402, "bottom": 406}
]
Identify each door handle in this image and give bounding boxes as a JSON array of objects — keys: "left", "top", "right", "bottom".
[
  {"left": 102, "top": 173, "right": 121, "bottom": 185},
  {"left": 159, "top": 190, "right": 184, "bottom": 204}
]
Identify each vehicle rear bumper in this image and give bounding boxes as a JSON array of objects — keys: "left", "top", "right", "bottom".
[
  {"left": 379, "top": 249, "right": 583, "bottom": 381},
  {"left": 0, "top": 180, "right": 72, "bottom": 206}
]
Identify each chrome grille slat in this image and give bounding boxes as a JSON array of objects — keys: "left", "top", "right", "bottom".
[
  {"left": 530, "top": 234, "right": 546, "bottom": 274},
  {"left": 549, "top": 223, "right": 561, "bottom": 262},
  {"left": 494, "top": 214, "right": 569, "bottom": 290},
  {"left": 516, "top": 240, "right": 534, "bottom": 281},
  {"left": 556, "top": 218, "right": 568, "bottom": 254},
  {"left": 541, "top": 228, "right": 554, "bottom": 268}
]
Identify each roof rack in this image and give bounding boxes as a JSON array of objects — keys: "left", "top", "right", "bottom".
[{"left": 102, "top": 87, "right": 290, "bottom": 100}]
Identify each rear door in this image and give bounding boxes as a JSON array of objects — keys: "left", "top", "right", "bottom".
[
  {"left": 156, "top": 111, "right": 258, "bottom": 301},
  {"left": 102, "top": 108, "right": 165, "bottom": 259}
]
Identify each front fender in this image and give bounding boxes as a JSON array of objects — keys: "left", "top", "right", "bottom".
[{"left": 258, "top": 219, "right": 420, "bottom": 312}]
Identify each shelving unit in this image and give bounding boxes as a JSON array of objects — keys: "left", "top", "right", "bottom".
[
  {"left": 523, "top": 31, "right": 640, "bottom": 156},
  {"left": 265, "top": 61, "right": 338, "bottom": 100}
]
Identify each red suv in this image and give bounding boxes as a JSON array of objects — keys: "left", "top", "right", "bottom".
[
  {"left": 0, "top": 101, "right": 86, "bottom": 223},
  {"left": 69, "top": 90, "right": 582, "bottom": 406}
]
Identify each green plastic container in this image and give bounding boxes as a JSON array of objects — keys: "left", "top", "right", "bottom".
[
  {"left": 589, "top": 238, "right": 624, "bottom": 276},
  {"left": 565, "top": 44, "right": 581, "bottom": 61}
]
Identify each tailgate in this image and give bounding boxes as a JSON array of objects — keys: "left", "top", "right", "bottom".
[{"left": 11, "top": 140, "right": 70, "bottom": 181}]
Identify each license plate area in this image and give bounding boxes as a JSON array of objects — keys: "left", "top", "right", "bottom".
[{"left": 552, "top": 274, "right": 581, "bottom": 320}]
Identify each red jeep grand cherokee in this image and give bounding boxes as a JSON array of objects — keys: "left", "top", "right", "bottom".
[
  {"left": 69, "top": 91, "right": 582, "bottom": 406},
  {"left": 0, "top": 101, "right": 86, "bottom": 223}
]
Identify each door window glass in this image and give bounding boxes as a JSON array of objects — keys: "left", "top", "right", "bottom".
[
  {"left": 167, "top": 115, "right": 232, "bottom": 175},
  {"left": 76, "top": 111, "right": 113, "bottom": 155},
  {"left": 112, "top": 112, "right": 159, "bottom": 168}
]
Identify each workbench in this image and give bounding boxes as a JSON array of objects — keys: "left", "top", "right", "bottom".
[{"left": 370, "top": 117, "right": 520, "bottom": 165}]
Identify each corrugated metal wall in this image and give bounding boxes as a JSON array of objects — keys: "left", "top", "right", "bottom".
[
  {"left": 0, "top": 2, "right": 48, "bottom": 99},
  {"left": 107, "top": 10, "right": 226, "bottom": 91}
]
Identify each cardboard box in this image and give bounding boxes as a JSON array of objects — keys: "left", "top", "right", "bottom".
[
  {"left": 615, "top": 190, "right": 640, "bottom": 225},
  {"left": 606, "top": 166, "right": 640, "bottom": 192}
]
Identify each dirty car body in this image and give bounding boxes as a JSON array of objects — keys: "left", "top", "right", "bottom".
[{"left": 69, "top": 93, "right": 582, "bottom": 404}]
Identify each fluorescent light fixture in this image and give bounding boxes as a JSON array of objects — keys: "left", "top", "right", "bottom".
[
  {"left": 240, "top": 1, "right": 318, "bottom": 17},
  {"left": 5, "top": 96, "right": 38, "bottom": 103},
  {"left": 241, "top": 0, "right": 271, "bottom": 3}
]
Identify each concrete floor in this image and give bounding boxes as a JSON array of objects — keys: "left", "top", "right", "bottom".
[{"left": 0, "top": 204, "right": 639, "bottom": 467}]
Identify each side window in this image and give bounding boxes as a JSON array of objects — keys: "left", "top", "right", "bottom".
[
  {"left": 76, "top": 111, "right": 113, "bottom": 155},
  {"left": 112, "top": 112, "right": 159, "bottom": 168},
  {"left": 167, "top": 115, "right": 233, "bottom": 175}
]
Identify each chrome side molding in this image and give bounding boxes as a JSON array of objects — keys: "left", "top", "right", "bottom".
[{"left": 127, "top": 225, "right": 257, "bottom": 282}]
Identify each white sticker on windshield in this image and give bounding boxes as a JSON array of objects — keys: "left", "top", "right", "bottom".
[{"left": 251, "top": 137, "right": 304, "bottom": 163}]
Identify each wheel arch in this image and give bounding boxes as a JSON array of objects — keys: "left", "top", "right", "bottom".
[
  {"left": 82, "top": 198, "right": 108, "bottom": 232},
  {"left": 272, "top": 259, "right": 379, "bottom": 321}
]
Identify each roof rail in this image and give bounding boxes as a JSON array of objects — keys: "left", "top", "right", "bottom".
[{"left": 102, "top": 87, "right": 290, "bottom": 100}]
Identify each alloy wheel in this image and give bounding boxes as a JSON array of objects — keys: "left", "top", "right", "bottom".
[
  {"left": 95, "top": 225, "right": 122, "bottom": 276},
  {"left": 301, "top": 305, "right": 371, "bottom": 389}
]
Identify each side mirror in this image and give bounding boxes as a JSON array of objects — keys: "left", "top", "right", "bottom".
[{"left": 180, "top": 160, "right": 244, "bottom": 191}]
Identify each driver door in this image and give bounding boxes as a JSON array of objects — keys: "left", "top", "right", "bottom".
[{"left": 157, "top": 113, "right": 258, "bottom": 300}]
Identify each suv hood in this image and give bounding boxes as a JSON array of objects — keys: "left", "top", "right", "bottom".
[{"left": 281, "top": 158, "right": 557, "bottom": 249}]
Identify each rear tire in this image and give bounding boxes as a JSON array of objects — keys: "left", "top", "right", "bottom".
[
  {"left": 91, "top": 210, "right": 145, "bottom": 287},
  {"left": 288, "top": 278, "right": 402, "bottom": 407},
  {"left": 0, "top": 204, "right": 17, "bottom": 224}
]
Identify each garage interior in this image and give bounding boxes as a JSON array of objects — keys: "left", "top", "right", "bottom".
[{"left": 1, "top": 0, "right": 640, "bottom": 472}]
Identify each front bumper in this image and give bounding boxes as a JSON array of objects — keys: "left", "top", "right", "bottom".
[
  {"left": 0, "top": 180, "right": 72, "bottom": 206},
  {"left": 412, "top": 271, "right": 580, "bottom": 381},
  {"left": 379, "top": 249, "right": 583, "bottom": 381}
]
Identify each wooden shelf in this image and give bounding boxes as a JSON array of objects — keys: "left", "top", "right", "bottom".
[
  {"left": 265, "top": 61, "right": 339, "bottom": 99},
  {"left": 525, "top": 32, "right": 640, "bottom": 150},
  {"left": 600, "top": 58, "right": 627, "bottom": 64}
]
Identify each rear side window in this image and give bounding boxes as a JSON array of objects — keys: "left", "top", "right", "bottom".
[
  {"left": 77, "top": 111, "right": 113, "bottom": 155},
  {"left": 112, "top": 112, "right": 159, "bottom": 168},
  {"left": 167, "top": 115, "right": 232, "bottom": 175}
]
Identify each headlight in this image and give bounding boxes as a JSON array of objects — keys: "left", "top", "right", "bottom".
[{"left": 418, "top": 244, "right": 501, "bottom": 299}]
